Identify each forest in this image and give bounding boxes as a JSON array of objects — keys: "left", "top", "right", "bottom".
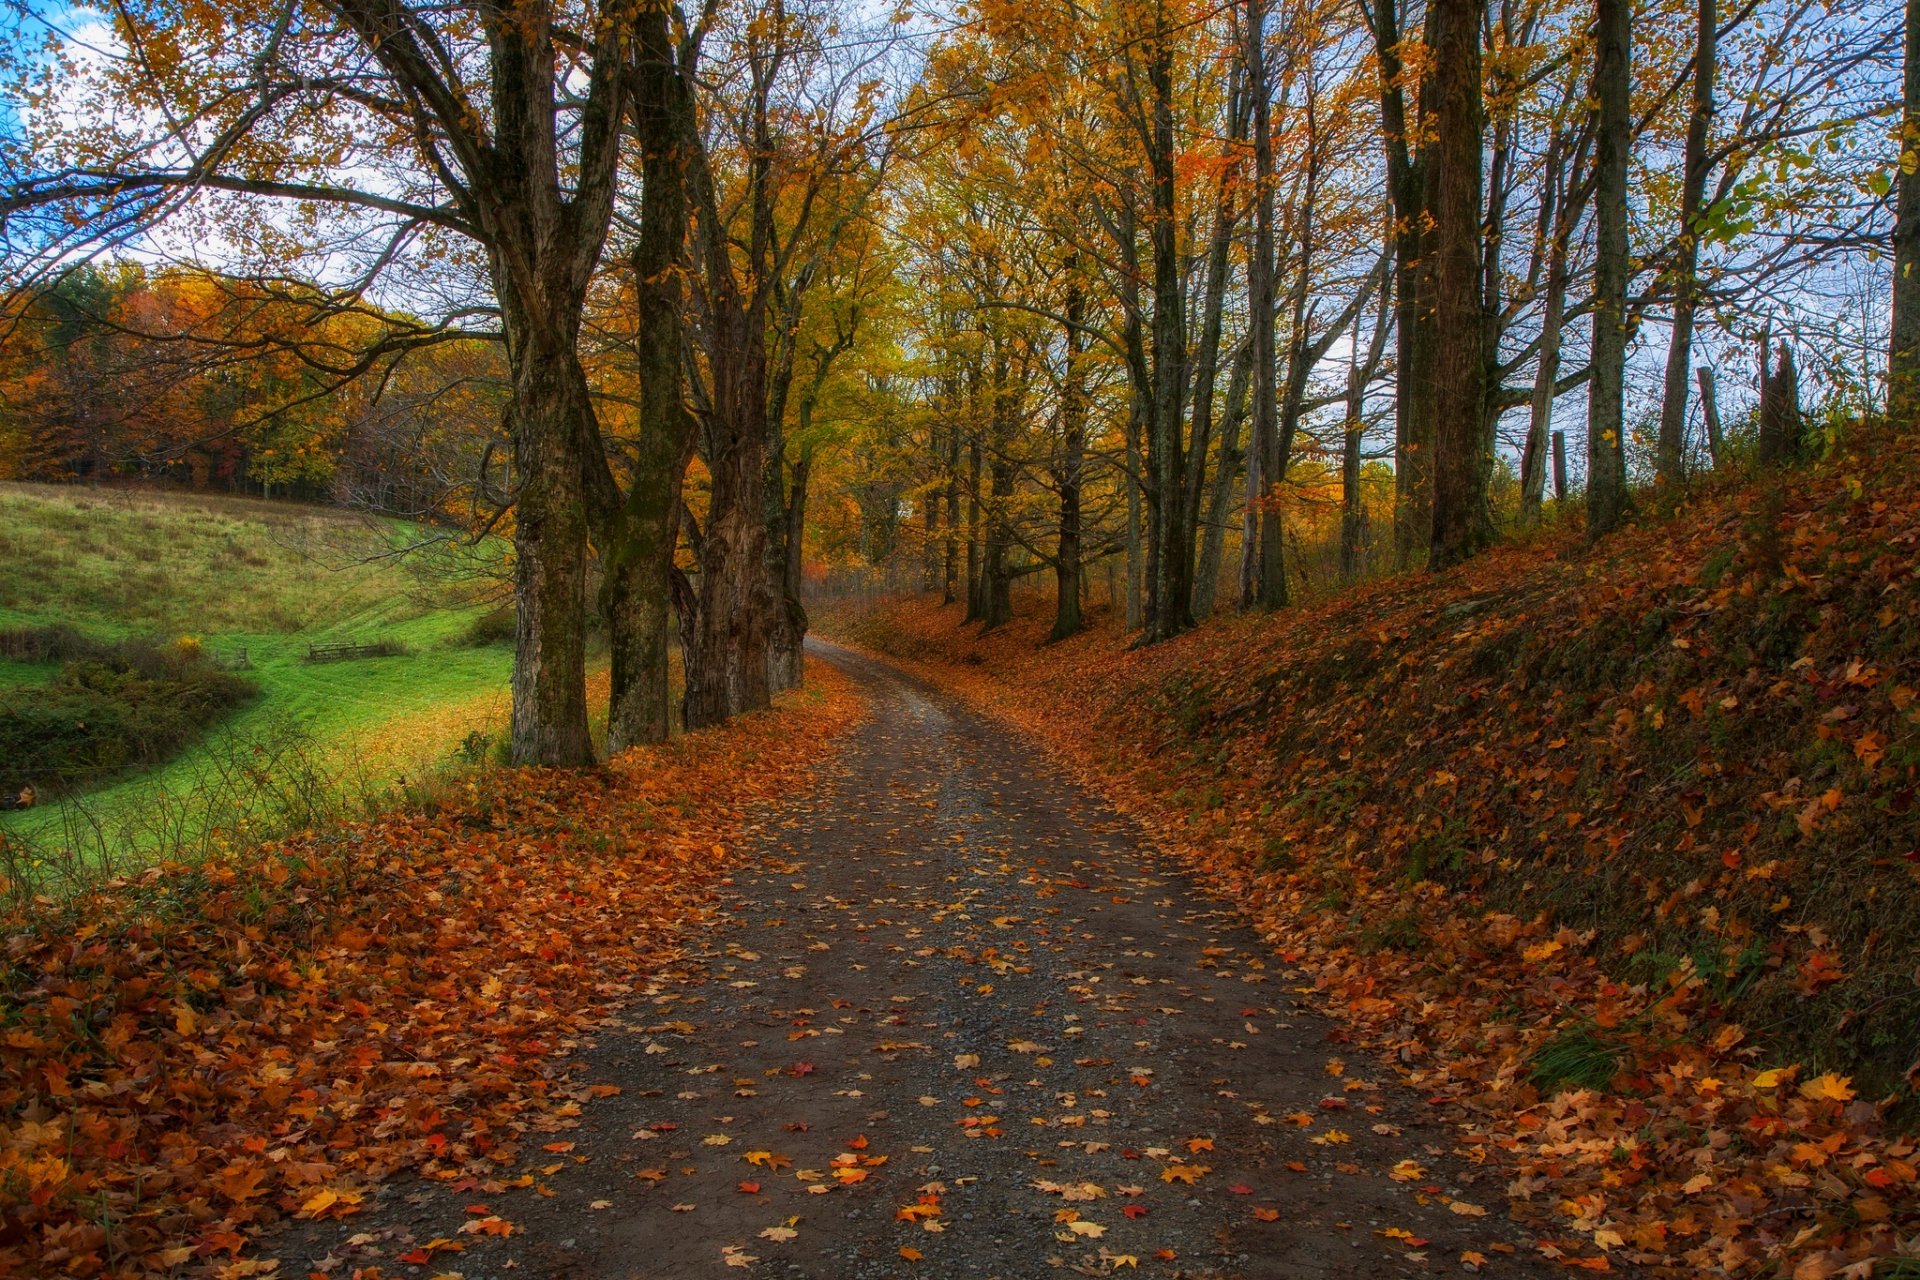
[
  {"left": 0, "top": 0, "right": 1903, "bottom": 760},
  {"left": 0, "top": 0, "right": 1916, "bottom": 1275}
]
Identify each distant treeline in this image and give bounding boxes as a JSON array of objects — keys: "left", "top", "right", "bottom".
[{"left": 0, "top": 263, "right": 504, "bottom": 518}]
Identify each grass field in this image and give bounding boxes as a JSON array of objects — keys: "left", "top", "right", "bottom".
[{"left": 0, "top": 484, "right": 525, "bottom": 862}]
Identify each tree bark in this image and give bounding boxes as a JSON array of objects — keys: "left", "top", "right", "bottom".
[
  {"left": 1426, "top": 0, "right": 1491, "bottom": 570},
  {"left": 1894, "top": 0, "right": 1920, "bottom": 419},
  {"left": 1196, "top": 341, "right": 1252, "bottom": 617},
  {"left": 1655, "top": 0, "right": 1717, "bottom": 489},
  {"left": 600, "top": 7, "right": 693, "bottom": 752},
  {"left": 1371, "top": 0, "right": 1438, "bottom": 571},
  {"left": 1697, "top": 364, "right": 1725, "bottom": 463},
  {"left": 1586, "top": 0, "right": 1632, "bottom": 542},
  {"left": 507, "top": 356, "right": 596, "bottom": 767},
  {"left": 1248, "top": 0, "right": 1284, "bottom": 609},
  {"left": 1051, "top": 272, "right": 1088, "bottom": 642},
  {"left": 943, "top": 412, "right": 961, "bottom": 603},
  {"left": 1339, "top": 362, "right": 1367, "bottom": 581},
  {"left": 1143, "top": 10, "right": 1193, "bottom": 642},
  {"left": 1520, "top": 136, "right": 1575, "bottom": 523},
  {"left": 1758, "top": 342, "right": 1802, "bottom": 464}
]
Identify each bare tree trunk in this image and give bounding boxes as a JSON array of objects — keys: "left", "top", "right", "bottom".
[
  {"left": 1371, "top": 0, "right": 1438, "bottom": 570},
  {"left": 1697, "top": 364, "right": 1725, "bottom": 463},
  {"left": 1758, "top": 342, "right": 1802, "bottom": 464},
  {"left": 1196, "top": 342, "right": 1252, "bottom": 617},
  {"left": 965, "top": 428, "right": 983, "bottom": 622},
  {"left": 1339, "top": 363, "right": 1367, "bottom": 581},
  {"left": 1051, "top": 272, "right": 1088, "bottom": 642},
  {"left": 1125, "top": 387, "right": 1145, "bottom": 632},
  {"left": 771, "top": 446, "right": 811, "bottom": 689},
  {"left": 600, "top": 9, "right": 692, "bottom": 751},
  {"left": 1656, "top": 0, "right": 1717, "bottom": 489},
  {"left": 943, "top": 419, "right": 960, "bottom": 604},
  {"left": 1586, "top": 0, "right": 1632, "bottom": 542},
  {"left": 1143, "top": 14, "right": 1193, "bottom": 642},
  {"left": 509, "top": 355, "right": 597, "bottom": 767},
  {"left": 1552, "top": 429, "right": 1568, "bottom": 500},
  {"left": 1247, "top": 0, "right": 1283, "bottom": 609},
  {"left": 1426, "top": 0, "right": 1491, "bottom": 570},
  {"left": 923, "top": 426, "right": 941, "bottom": 592},
  {"left": 1894, "top": 0, "right": 1920, "bottom": 419},
  {"left": 1520, "top": 123, "right": 1588, "bottom": 525},
  {"left": 1181, "top": 77, "right": 1247, "bottom": 571}
]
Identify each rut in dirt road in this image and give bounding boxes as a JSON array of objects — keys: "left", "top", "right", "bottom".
[{"left": 279, "top": 643, "right": 1564, "bottom": 1279}]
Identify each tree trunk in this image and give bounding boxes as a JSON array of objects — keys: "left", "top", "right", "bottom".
[
  {"left": 923, "top": 426, "right": 941, "bottom": 592},
  {"left": 767, "top": 447, "right": 810, "bottom": 690},
  {"left": 1143, "top": 13, "right": 1192, "bottom": 642},
  {"left": 1894, "top": 0, "right": 1920, "bottom": 419},
  {"left": 1124, "top": 389, "right": 1145, "bottom": 632},
  {"left": 600, "top": 9, "right": 692, "bottom": 751},
  {"left": 943, "top": 416, "right": 961, "bottom": 603},
  {"left": 1340, "top": 362, "right": 1367, "bottom": 581},
  {"left": 965, "top": 428, "right": 983, "bottom": 622},
  {"left": 1586, "top": 0, "right": 1632, "bottom": 542},
  {"left": 1520, "top": 184, "right": 1570, "bottom": 523},
  {"left": 1758, "top": 342, "right": 1802, "bottom": 464},
  {"left": 1656, "top": 0, "right": 1717, "bottom": 489},
  {"left": 1372, "top": 0, "right": 1438, "bottom": 571},
  {"left": 1426, "top": 0, "right": 1491, "bottom": 570},
  {"left": 1697, "top": 364, "right": 1725, "bottom": 463},
  {"left": 1051, "top": 273, "right": 1088, "bottom": 642},
  {"left": 1196, "top": 341, "right": 1252, "bottom": 617},
  {"left": 1247, "top": 0, "right": 1282, "bottom": 608},
  {"left": 1552, "top": 429, "right": 1568, "bottom": 500},
  {"left": 508, "top": 353, "right": 596, "bottom": 766}
]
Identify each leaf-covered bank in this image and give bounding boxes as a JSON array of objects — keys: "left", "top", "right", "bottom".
[
  {"left": 0, "top": 660, "right": 864, "bottom": 1277},
  {"left": 824, "top": 439, "right": 1920, "bottom": 1277}
]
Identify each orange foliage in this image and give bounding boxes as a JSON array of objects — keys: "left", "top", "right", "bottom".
[
  {"left": 0, "top": 662, "right": 864, "bottom": 1277},
  {"left": 825, "top": 435, "right": 1920, "bottom": 1276}
]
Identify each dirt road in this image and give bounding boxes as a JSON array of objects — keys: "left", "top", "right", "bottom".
[{"left": 276, "top": 643, "right": 1557, "bottom": 1279}]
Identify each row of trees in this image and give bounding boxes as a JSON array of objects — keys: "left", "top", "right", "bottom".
[
  {"left": 0, "top": 264, "right": 503, "bottom": 509},
  {"left": 2, "top": 0, "right": 1913, "bottom": 766},
  {"left": 2, "top": 0, "right": 895, "bottom": 765},
  {"left": 815, "top": 0, "right": 1902, "bottom": 651}
]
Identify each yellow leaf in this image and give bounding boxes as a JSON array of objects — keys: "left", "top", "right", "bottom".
[
  {"left": 1067, "top": 1220, "right": 1106, "bottom": 1238},
  {"left": 1799, "top": 1073, "right": 1855, "bottom": 1102}
]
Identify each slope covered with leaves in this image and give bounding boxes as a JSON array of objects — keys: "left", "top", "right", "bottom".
[
  {"left": 826, "top": 438, "right": 1920, "bottom": 1276},
  {"left": 0, "top": 663, "right": 863, "bottom": 1278}
]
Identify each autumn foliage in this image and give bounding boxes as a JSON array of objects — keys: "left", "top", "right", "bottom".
[
  {"left": 0, "top": 664, "right": 863, "bottom": 1277},
  {"left": 826, "top": 434, "right": 1920, "bottom": 1276}
]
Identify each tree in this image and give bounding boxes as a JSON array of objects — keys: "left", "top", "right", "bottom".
[
  {"left": 1246, "top": 0, "right": 1283, "bottom": 608},
  {"left": 1426, "top": 0, "right": 1493, "bottom": 570},
  {"left": 1655, "top": 0, "right": 1718, "bottom": 489},
  {"left": 1586, "top": 0, "right": 1631, "bottom": 541},
  {"left": 2, "top": 0, "right": 639, "bottom": 766},
  {"left": 1894, "top": 0, "right": 1920, "bottom": 420}
]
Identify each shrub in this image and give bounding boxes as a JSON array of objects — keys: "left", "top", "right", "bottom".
[
  {"left": 459, "top": 606, "right": 515, "bottom": 647},
  {"left": 0, "top": 637, "right": 259, "bottom": 794}
]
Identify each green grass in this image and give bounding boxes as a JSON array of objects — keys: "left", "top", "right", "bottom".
[{"left": 0, "top": 484, "right": 518, "bottom": 861}]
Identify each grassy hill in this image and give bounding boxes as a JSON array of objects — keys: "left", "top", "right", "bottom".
[{"left": 0, "top": 484, "right": 519, "bottom": 864}]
